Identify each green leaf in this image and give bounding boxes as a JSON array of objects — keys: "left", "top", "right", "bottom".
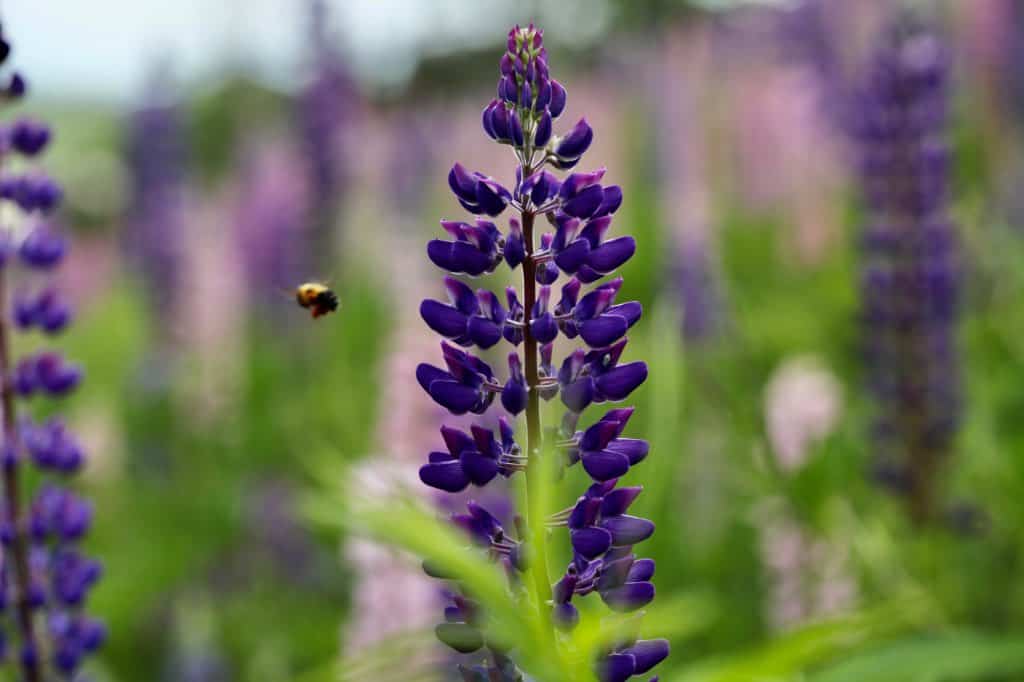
[
  {"left": 302, "top": 486, "right": 576, "bottom": 681},
  {"left": 670, "top": 597, "right": 932, "bottom": 682},
  {"left": 809, "top": 632, "right": 1024, "bottom": 682}
]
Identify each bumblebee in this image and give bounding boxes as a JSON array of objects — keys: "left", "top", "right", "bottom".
[{"left": 295, "top": 282, "right": 339, "bottom": 319}]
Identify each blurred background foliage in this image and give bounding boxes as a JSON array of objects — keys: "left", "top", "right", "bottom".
[{"left": 7, "top": 0, "right": 1024, "bottom": 679}]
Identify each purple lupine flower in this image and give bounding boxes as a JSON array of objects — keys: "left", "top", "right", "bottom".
[
  {"left": 851, "top": 20, "right": 960, "bottom": 523},
  {"left": 416, "top": 24, "right": 665, "bottom": 680},
  {"left": 123, "top": 66, "right": 187, "bottom": 331},
  {"left": 295, "top": 0, "right": 358, "bottom": 272},
  {"left": 0, "top": 25, "right": 105, "bottom": 681},
  {"left": 234, "top": 141, "right": 311, "bottom": 314}
]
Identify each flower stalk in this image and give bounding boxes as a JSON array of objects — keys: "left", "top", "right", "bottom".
[
  {"left": 416, "top": 24, "right": 666, "bottom": 681},
  {"left": 0, "top": 24, "right": 106, "bottom": 680}
]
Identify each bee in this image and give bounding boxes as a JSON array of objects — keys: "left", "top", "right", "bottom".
[{"left": 295, "top": 281, "right": 339, "bottom": 319}]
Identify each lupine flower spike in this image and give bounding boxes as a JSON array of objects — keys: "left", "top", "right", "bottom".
[
  {"left": 0, "top": 24, "right": 105, "bottom": 681},
  {"left": 852, "top": 19, "right": 960, "bottom": 524},
  {"left": 417, "top": 24, "right": 666, "bottom": 681}
]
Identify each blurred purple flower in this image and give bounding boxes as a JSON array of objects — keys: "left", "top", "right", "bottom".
[
  {"left": 124, "top": 65, "right": 187, "bottom": 329},
  {"left": 295, "top": 0, "right": 359, "bottom": 272},
  {"left": 234, "top": 141, "right": 311, "bottom": 313},
  {"left": 851, "top": 19, "right": 960, "bottom": 522},
  {"left": 0, "top": 25, "right": 104, "bottom": 680}
]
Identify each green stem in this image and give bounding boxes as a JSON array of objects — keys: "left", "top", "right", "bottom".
[{"left": 520, "top": 209, "right": 554, "bottom": 636}]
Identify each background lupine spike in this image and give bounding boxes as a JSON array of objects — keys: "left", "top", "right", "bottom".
[{"left": 852, "top": 17, "right": 960, "bottom": 524}]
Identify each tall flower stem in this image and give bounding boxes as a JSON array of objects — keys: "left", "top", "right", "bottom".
[
  {"left": 0, "top": 273, "right": 42, "bottom": 682},
  {"left": 520, "top": 208, "right": 553, "bottom": 635}
]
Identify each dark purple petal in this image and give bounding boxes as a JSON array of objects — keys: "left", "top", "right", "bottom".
[
  {"left": 510, "top": 111, "right": 525, "bottom": 147},
  {"left": 595, "top": 362, "right": 648, "bottom": 401},
  {"left": 601, "top": 581, "right": 655, "bottom": 612},
  {"left": 534, "top": 110, "right": 552, "bottom": 147},
  {"left": 607, "top": 438, "right": 649, "bottom": 465},
  {"left": 579, "top": 315, "right": 629, "bottom": 347},
  {"left": 501, "top": 378, "right": 528, "bottom": 415},
  {"left": 601, "top": 514, "right": 655, "bottom": 545},
  {"left": 549, "top": 80, "right": 567, "bottom": 118},
  {"left": 626, "top": 639, "right": 670, "bottom": 675},
  {"left": 562, "top": 184, "right": 605, "bottom": 219},
  {"left": 420, "top": 300, "right": 469, "bottom": 338},
  {"left": 531, "top": 312, "right": 558, "bottom": 344},
  {"left": 419, "top": 462, "right": 470, "bottom": 493},
  {"left": 571, "top": 526, "right": 613, "bottom": 559},
  {"left": 601, "top": 486, "right": 643, "bottom": 517},
  {"left": 554, "top": 239, "right": 590, "bottom": 273},
  {"left": 560, "top": 378, "right": 594, "bottom": 413},
  {"left": 427, "top": 240, "right": 490, "bottom": 276},
  {"left": 628, "top": 558, "right": 656, "bottom": 582},
  {"left": 448, "top": 163, "right": 477, "bottom": 202},
  {"left": 582, "top": 450, "right": 631, "bottom": 482},
  {"left": 505, "top": 219, "right": 525, "bottom": 268},
  {"left": 460, "top": 450, "right": 499, "bottom": 486},
  {"left": 467, "top": 316, "right": 502, "bottom": 348},
  {"left": 588, "top": 236, "right": 636, "bottom": 273},
  {"left": 597, "top": 653, "right": 636, "bottom": 682},
  {"left": 581, "top": 419, "right": 620, "bottom": 451},
  {"left": 556, "top": 118, "right": 593, "bottom": 161},
  {"left": 430, "top": 381, "right": 481, "bottom": 414},
  {"left": 607, "top": 301, "right": 642, "bottom": 328},
  {"left": 595, "top": 185, "right": 623, "bottom": 217}
]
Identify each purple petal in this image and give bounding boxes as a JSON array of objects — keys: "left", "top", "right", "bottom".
[
  {"left": 501, "top": 378, "right": 528, "bottom": 415},
  {"left": 560, "top": 378, "right": 594, "bottom": 413},
  {"left": 467, "top": 316, "right": 502, "bottom": 349},
  {"left": 601, "top": 514, "right": 655, "bottom": 546},
  {"left": 607, "top": 438, "right": 649, "bottom": 465},
  {"left": 588, "top": 236, "right": 636, "bottom": 273},
  {"left": 419, "top": 462, "right": 470, "bottom": 493},
  {"left": 595, "top": 185, "right": 623, "bottom": 217},
  {"left": 430, "top": 381, "right": 480, "bottom": 414},
  {"left": 459, "top": 450, "right": 499, "bottom": 486},
  {"left": 416, "top": 364, "right": 449, "bottom": 393},
  {"left": 448, "top": 163, "right": 477, "bottom": 202},
  {"left": 608, "top": 301, "right": 642, "bottom": 328},
  {"left": 581, "top": 420, "right": 620, "bottom": 451},
  {"left": 534, "top": 110, "right": 552, "bottom": 147},
  {"left": 595, "top": 362, "right": 648, "bottom": 401},
  {"left": 628, "top": 558, "right": 656, "bottom": 582},
  {"left": 427, "top": 451, "right": 454, "bottom": 463},
  {"left": 420, "top": 300, "right": 469, "bottom": 339},
  {"left": 562, "top": 183, "right": 604, "bottom": 219},
  {"left": 556, "top": 118, "right": 593, "bottom": 161},
  {"left": 626, "top": 639, "right": 670, "bottom": 675},
  {"left": 531, "top": 312, "right": 558, "bottom": 344},
  {"left": 441, "top": 425, "right": 475, "bottom": 456},
  {"left": 601, "top": 486, "right": 643, "bottom": 517},
  {"left": 579, "top": 315, "right": 629, "bottom": 348},
  {"left": 571, "top": 526, "right": 613, "bottom": 559},
  {"left": 597, "top": 653, "right": 636, "bottom": 682},
  {"left": 554, "top": 239, "right": 590, "bottom": 274},
  {"left": 601, "top": 581, "right": 655, "bottom": 612},
  {"left": 582, "top": 450, "right": 631, "bottom": 482},
  {"left": 549, "top": 80, "right": 567, "bottom": 118}
]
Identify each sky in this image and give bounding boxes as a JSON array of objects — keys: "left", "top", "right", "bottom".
[{"left": 1, "top": 0, "right": 614, "bottom": 103}]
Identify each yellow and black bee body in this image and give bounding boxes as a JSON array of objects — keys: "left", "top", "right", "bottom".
[{"left": 295, "top": 282, "right": 339, "bottom": 319}]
